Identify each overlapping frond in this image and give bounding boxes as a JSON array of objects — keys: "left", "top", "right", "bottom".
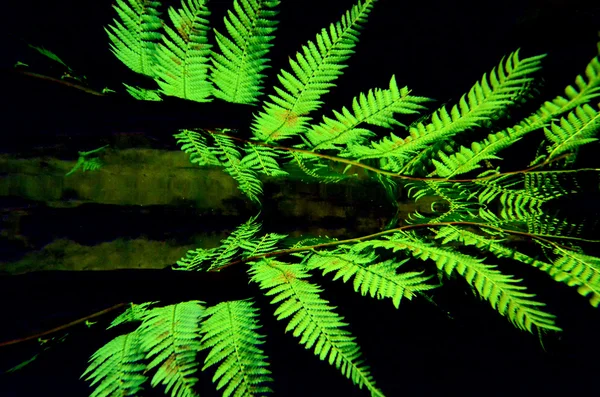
[
  {"left": 211, "top": 0, "right": 281, "bottom": 104},
  {"left": 529, "top": 51, "right": 600, "bottom": 120},
  {"left": 240, "top": 144, "right": 289, "bottom": 177},
  {"left": 109, "top": 302, "right": 156, "bottom": 328},
  {"left": 283, "top": 151, "right": 355, "bottom": 183},
  {"left": 175, "top": 129, "right": 265, "bottom": 202},
  {"left": 214, "top": 134, "right": 263, "bottom": 203},
  {"left": 251, "top": 0, "right": 377, "bottom": 142},
  {"left": 545, "top": 247, "right": 600, "bottom": 308},
  {"left": 304, "top": 75, "right": 430, "bottom": 151},
  {"left": 138, "top": 301, "right": 205, "bottom": 397},
  {"left": 354, "top": 232, "right": 560, "bottom": 332},
  {"left": 123, "top": 83, "right": 163, "bottom": 100},
  {"left": 175, "top": 214, "right": 262, "bottom": 271},
  {"left": 249, "top": 259, "right": 384, "bottom": 396},
  {"left": 82, "top": 332, "right": 148, "bottom": 397},
  {"left": 449, "top": 50, "right": 600, "bottom": 172},
  {"left": 200, "top": 300, "right": 273, "bottom": 397},
  {"left": 343, "top": 51, "right": 546, "bottom": 169},
  {"left": 105, "top": 0, "right": 163, "bottom": 77},
  {"left": 174, "top": 129, "right": 221, "bottom": 167},
  {"left": 545, "top": 103, "right": 600, "bottom": 160},
  {"left": 153, "top": 0, "right": 214, "bottom": 102},
  {"left": 304, "top": 248, "right": 436, "bottom": 308},
  {"left": 435, "top": 226, "right": 600, "bottom": 308}
]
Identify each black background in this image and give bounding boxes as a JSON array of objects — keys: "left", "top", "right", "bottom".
[{"left": 1, "top": 0, "right": 599, "bottom": 396}]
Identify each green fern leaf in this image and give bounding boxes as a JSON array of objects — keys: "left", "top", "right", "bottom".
[
  {"left": 82, "top": 332, "right": 148, "bottom": 397},
  {"left": 123, "top": 83, "right": 163, "bottom": 100},
  {"left": 249, "top": 258, "right": 383, "bottom": 396},
  {"left": 345, "top": 51, "right": 546, "bottom": 168},
  {"left": 138, "top": 301, "right": 205, "bottom": 397},
  {"left": 105, "top": 0, "right": 163, "bottom": 77},
  {"left": 109, "top": 302, "right": 157, "bottom": 329},
  {"left": 431, "top": 124, "right": 540, "bottom": 177},
  {"left": 547, "top": 248, "right": 600, "bottom": 308},
  {"left": 153, "top": 0, "right": 214, "bottom": 102},
  {"left": 305, "top": 249, "right": 436, "bottom": 308},
  {"left": 239, "top": 232, "right": 288, "bottom": 257},
  {"left": 251, "top": 0, "right": 377, "bottom": 142},
  {"left": 175, "top": 129, "right": 221, "bottom": 167},
  {"left": 211, "top": 0, "right": 281, "bottom": 104},
  {"left": 175, "top": 214, "right": 262, "bottom": 271},
  {"left": 533, "top": 52, "right": 600, "bottom": 117},
  {"left": 304, "top": 75, "right": 430, "bottom": 151},
  {"left": 285, "top": 151, "right": 354, "bottom": 183},
  {"left": 435, "top": 226, "right": 600, "bottom": 308},
  {"left": 240, "top": 144, "right": 289, "bottom": 177},
  {"left": 213, "top": 134, "right": 263, "bottom": 203},
  {"left": 545, "top": 103, "right": 600, "bottom": 160},
  {"left": 355, "top": 232, "right": 560, "bottom": 332},
  {"left": 200, "top": 300, "right": 273, "bottom": 397}
]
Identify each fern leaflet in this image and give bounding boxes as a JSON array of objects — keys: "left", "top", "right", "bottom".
[
  {"left": 200, "top": 299, "right": 273, "bottom": 397},
  {"left": 105, "top": 0, "right": 163, "bottom": 77},
  {"left": 304, "top": 248, "right": 436, "bottom": 308},
  {"left": 251, "top": 0, "right": 377, "bottom": 142},
  {"left": 211, "top": 0, "right": 281, "bottom": 104},
  {"left": 153, "top": 0, "right": 214, "bottom": 102},
  {"left": 82, "top": 332, "right": 148, "bottom": 397},
  {"left": 249, "top": 258, "right": 384, "bottom": 396}
]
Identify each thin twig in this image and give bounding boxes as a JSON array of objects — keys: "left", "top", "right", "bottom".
[{"left": 0, "top": 302, "right": 128, "bottom": 348}]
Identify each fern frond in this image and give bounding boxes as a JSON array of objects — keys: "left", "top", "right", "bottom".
[
  {"left": 200, "top": 300, "right": 273, "bottom": 397},
  {"left": 106, "top": 0, "right": 163, "bottom": 77},
  {"left": 240, "top": 144, "right": 289, "bottom": 177},
  {"left": 354, "top": 232, "right": 560, "bottom": 332},
  {"left": 175, "top": 214, "right": 262, "bottom": 271},
  {"left": 531, "top": 51, "right": 600, "bottom": 118},
  {"left": 175, "top": 129, "right": 221, "bottom": 167},
  {"left": 82, "top": 332, "right": 148, "bottom": 397},
  {"left": 109, "top": 302, "right": 157, "bottom": 329},
  {"left": 251, "top": 0, "right": 377, "bottom": 142},
  {"left": 456, "top": 51, "right": 600, "bottom": 171},
  {"left": 344, "top": 51, "right": 546, "bottom": 168},
  {"left": 304, "top": 75, "right": 430, "bottom": 151},
  {"left": 249, "top": 259, "right": 383, "bottom": 396},
  {"left": 123, "top": 83, "right": 163, "bottom": 100},
  {"left": 285, "top": 151, "right": 354, "bottom": 183},
  {"left": 545, "top": 247, "right": 600, "bottom": 308},
  {"left": 305, "top": 249, "right": 436, "bottom": 308},
  {"left": 153, "top": 0, "right": 214, "bottom": 102},
  {"left": 211, "top": 0, "right": 281, "bottom": 104},
  {"left": 213, "top": 134, "right": 263, "bottom": 203},
  {"left": 138, "top": 301, "right": 205, "bottom": 397},
  {"left": 240, "top": 232, "right": 288, "bottom": 257},
  {"left": 435, "top": 226, "right": 600, "bottom": 308},
  {"left": 545, "top": 103, "right": 600, "bottom": 160}
]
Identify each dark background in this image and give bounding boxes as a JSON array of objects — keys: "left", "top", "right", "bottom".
[{"left": 1, "top": 0, "right": 599, "bottom": 396}]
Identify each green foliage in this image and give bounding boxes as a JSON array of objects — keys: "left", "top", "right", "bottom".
[
  {"left": 23, "top": 0, "right": 599, "bottom": 396},
  {"left": 83, "top": 302, "right": 206, "bottom": 397},
  {"left": 153, "top": 0, "right": 214, "bottom": 102},
  {"left": 251, "top": 0, "right": 377, "bottom": 142},
  {"left": 138, "top": 302, "right": 205, "bottom": 397},
  {"left": 199, "top": 300, "right": 273, "bottom": 396},
  {"left": 65, "top": 145, "right": 109, "bottom": 176},
  {"left": 248, "top": 259, "right": 383, "bottom": 397},
  {"left": 82, "top": 332, "right": 148, "bottom": 397},
  {"left": 304, "top": 249, "right": 435, "bottom": 309},
  {"left": 210, "top": 0, "right": 281, "bottom": 104},
  {"left": 106, "top": 0, "right": 163, "bottom": 77}
]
